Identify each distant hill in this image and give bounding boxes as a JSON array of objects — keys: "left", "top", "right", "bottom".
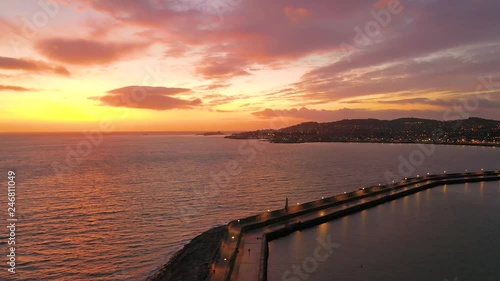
[
  {"left": 196, "top": 131, "right": 225, "bottom": 136},
  {"left": 225, "top": 117, "right": 500, "bottom": 146}
]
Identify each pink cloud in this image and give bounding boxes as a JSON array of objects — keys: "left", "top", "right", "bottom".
[
  {"left": 252, "top": 107, "right": 444, "bottom": 122},
  {"left": 90, "top": 86, "right": 202, "bottom": 110},
  {"left": 73, "top": 1, "right": 369, "bottom": 77},
  {"left": 197, "top": 83, "right": 231, "bottom": 91},
  {"left": 0, "top": 56, "right": 70, "bottom": 76},
  {"left": 107, "top": 86, "right": 191, "bottom": 96},
  {"left": 67, "top": 0, "right": 500, "bottom": 120},
  {"left": 35, "top": 37, "right": 148, "bottom": 65},
  {"left": 196, "top": 55, "right": 250, "bottom": 79},
  {"left": 284, "top": 6, "right": 312, "bottom": 23}
]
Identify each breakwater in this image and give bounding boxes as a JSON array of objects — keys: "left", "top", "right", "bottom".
[{"left": 151, "top": 171, "right": 500, "bottom": 281}]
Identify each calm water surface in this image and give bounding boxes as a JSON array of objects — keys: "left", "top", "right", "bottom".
[
  {"left": 0, "top": 134, "right": 498, "bottom": 280},
  {"left": 268, "top": 181, "right": 500, "bottom": 281}
]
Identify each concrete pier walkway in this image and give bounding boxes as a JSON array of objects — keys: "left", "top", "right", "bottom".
[{"left": 210, "top": 170, "right": 500, "bottom": 281}]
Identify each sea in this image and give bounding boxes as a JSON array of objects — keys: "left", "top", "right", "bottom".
[
  {"left": 0, "top": 133, "right": 498, "bottom": 281},
  {"left": 268, "top": 181, "right": 500, "bottom": 281}
]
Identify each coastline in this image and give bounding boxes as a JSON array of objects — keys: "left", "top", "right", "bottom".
[
  {"left": 271, "top": 140, "right": 500, "bottom": 147},
  {"left": 148, "top": 226, "right": 228, "bottom": 281},
  {"left": 225, "top": 137, "right": 500, "bottom": 148},
  {"left": 224, "top": 117, "right": 500, "bottom": 147}
]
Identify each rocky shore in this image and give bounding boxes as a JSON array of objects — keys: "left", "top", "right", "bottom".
[{"left": 148, "top": 226, "right": 228, "bottom": 281}]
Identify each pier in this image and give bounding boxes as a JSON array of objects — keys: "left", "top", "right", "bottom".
[{"left": 209, "top": 170, "right": 500, "bottom": 281}]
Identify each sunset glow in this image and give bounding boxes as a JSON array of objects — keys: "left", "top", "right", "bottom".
[{"left": 1, "top": 0, "right": 499, "bottom": 132}]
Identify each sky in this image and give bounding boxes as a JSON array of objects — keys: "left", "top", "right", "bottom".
[{"left": 0, "top": 0, "right": 499, "bottom": 132}]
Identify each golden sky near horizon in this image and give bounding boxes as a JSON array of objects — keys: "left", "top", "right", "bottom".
[{"left": 0, "top": 0, "right": 499, "bottom": 132}]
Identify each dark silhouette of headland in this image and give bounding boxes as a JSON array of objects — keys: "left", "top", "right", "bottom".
[
  {"left": 225, "top": 117, "right": 500, "bottom": 146},
  {"left": 197, "top": 131, "right": 226, "bottom": 136}
]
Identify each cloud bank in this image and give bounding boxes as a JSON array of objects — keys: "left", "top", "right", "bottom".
[{"left": 90, "top": 86, "right": 202, "bottom": 110}]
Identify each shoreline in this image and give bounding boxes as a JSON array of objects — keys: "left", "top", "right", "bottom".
[
  {"left": 147, "top": 226, "right": 228, "bottom": 281},
  {"left": 225, "top": 137, "right": 500, "bottom": 148}
]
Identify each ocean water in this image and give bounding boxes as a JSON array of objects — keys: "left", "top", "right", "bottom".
[
  {"left": 0, "top": 133, "right": 498, "bottom": 281},
  {"left": 268, "top": 181, "right": 500, "bottom": 281}
]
